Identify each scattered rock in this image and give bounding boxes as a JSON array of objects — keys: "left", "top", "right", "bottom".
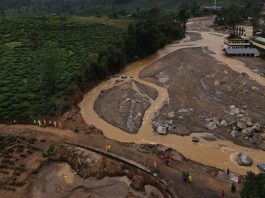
[
  {"left": 240, "top": 116, "right": 252, "bottom": 123},
  {"left": 214, "top": 80, "right": 220, "bottom": 86},
  {"left": 115, "top": 79, "right": 123, "bottom": 84},
  {"left": 236, "top": 152, "right": 253, "bottom": 166},
  {"left": 229, "top": 105, "right": 236, "bottom": 110},
  {"left": 257, "top": 163, "right": 265, "bottom": 172},
  {"left": 212, "top": 118, "right": 220, "bottom": 127},
  {"left": 220, "top": 120, "right": 228, "bottom": 127},
  {"left": 240, "top": 72, "right": 249, "bottom": 78},
  {"left": 192, "top": 137, "right": 200, "bottom": 143},
  {"left": 205, "top": 118, "right": 213, "bottom": 122},
  {"left": 204, "top": 122, "right": 217, "bottom": 130},
  {"left": 157, "top": 126, "right": 167, "bottom": 135},
  {"left": 251, "top": 87, "right": 259, "bottom": 92},
  {"left": 246, "top": 121, "right": 253, "bottom": 127},
  {"left": 249, "top": 134, "right": 262, "bottom": 145},
  {"left": 252, "top": 123, "right": 261, "bottom": 132},
  {"left": 242, "top": 105, "right": 248, "bottom": 109},
  {"left": 242, "top": 127, "right": 253, "bottom": 135},
  {"left": 237, "top": 121, "right": 247, "bottom": 130},
  {"left": 167, "top": 111, "right": 175, "bottom": 118},
  {"left": 178, "top": 109, "right": 189, "bottom": 113},
  {"left": 231, "top": 130, "right": 239, "bottom": 138},
  {"left": 229, "top": 108, "right": 240, "bottom": 115}
]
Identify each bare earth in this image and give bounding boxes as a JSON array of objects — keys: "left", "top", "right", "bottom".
[
  {"left": 0, "top": 124, "right": 240, "bottom": 198},
  {"left": 140, "top": 47, "right": 265, "bottom": 143},
  {"left": 94, "top": 79, "right": 154, "bottom": 133}
]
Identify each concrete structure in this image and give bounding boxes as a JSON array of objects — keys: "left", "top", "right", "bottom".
[
  {"left": 224, "top": 36, "right": 250, "bottom": 48},
  {"left": 234, "top": 26, "right": 253, "bottom": 39},
  {"left": 223, "top": 24, "right": 260, "bottom": 57},
  {"left": 251, "top": 37, "right": 265, "bottom": 50},
  {"left": 251, "top": 36, "right": 265, "bottom": 56}
]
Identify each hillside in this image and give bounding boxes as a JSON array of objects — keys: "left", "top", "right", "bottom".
[
  {"left": 0, "top": 16, "right": 124, "bottom": 121},
  {"left": 0, "top": 7, "right": 185, "bottom": 122},
  {"left": 0, "top": 0, "right": 256, "bottom": 17}
]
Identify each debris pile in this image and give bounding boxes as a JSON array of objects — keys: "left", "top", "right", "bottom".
[
  {"left": 153, "top": 108, "right": 194, "bottom": 135},
  {"left": 204, "top": 105, "right": 264, "bottom": 146}
]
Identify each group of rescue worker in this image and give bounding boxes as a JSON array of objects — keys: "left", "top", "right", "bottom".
[{"left": 33, "top": 119, "right": 63, "bottom": 128}]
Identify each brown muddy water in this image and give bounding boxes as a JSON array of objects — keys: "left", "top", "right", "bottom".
[{"left": 79, "top": 27, "right": 265, "bottom": 175}]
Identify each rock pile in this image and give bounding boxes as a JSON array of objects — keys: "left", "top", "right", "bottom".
[
  {"left": 153, "top": 108, "right": 194, "bottom": 135},
  {"left": 204, "top": 105, "right": 263, "bottom": 145}
]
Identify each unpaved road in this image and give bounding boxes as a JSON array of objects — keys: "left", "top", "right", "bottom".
[{"left": 79, "top": 18, "right": 265, "bottom": 175}]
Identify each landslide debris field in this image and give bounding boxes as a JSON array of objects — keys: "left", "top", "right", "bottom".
[
  {"left": 95, "top": 80, "right": 158, "bottom": 133},
  {"left": 90, "top": 17, "right": 265, "bottom": 176},
  {"left": 0, "top": 125, "right": 240, "bottom": 198},
  {"left": 95, "top": 47, "right": 265, "bottom": 149},
  {"left": 0, "top": 128, "right": 164, "bottom": 198},
  {"left": 141, "top": 47, "right": 265, "bottom": 139}
]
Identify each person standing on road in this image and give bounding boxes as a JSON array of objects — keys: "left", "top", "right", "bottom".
[
  {"left": 231, "top": 182, "right": 236, "bottom": 193},
  {"left": 226, "top": 168, "right": 230, "bottom": 176},
  {"left": 182, "top": 171, "right": 187, "bottom": 183},
  {"left": 188, "top": 174, "right": 192, "bottom": 183},
  {"left": 221, "top": 190, "right": 224, "bottom": 198}
]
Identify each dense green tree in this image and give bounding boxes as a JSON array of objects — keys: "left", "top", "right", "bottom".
[
  {"left": 241, "top": 172, "right": 265, "bottom": 198},
  {"left": 39, "top": 42, "right": 64, "bottom": 96}
]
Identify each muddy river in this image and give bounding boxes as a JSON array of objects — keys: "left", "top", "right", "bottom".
[{"left": 79, "top": 22, "right": 265, "bottom": 175}]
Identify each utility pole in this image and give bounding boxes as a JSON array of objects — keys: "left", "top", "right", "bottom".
[{"left": 214, "top": 0, "right": 217, "bottom": 10}]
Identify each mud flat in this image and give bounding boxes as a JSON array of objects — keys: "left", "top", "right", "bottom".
[
  {"left": 235, "top": 56, "right": 265, "bottom": 77},
  {"left": 185, "top": 32, "right": 202, "bottom": 42},
  {"left": 140, "top": 47, "right": 265, "bottom": 146},
  {"left": 94, "top": 79, "right": 156, "bottom": 134}
]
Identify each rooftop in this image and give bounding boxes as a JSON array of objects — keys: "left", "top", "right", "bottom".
[
  {"left": 251, "top": 37, "right": 265, "bottom": 45},
  {"left": 225, "top": 48, "right": 259, "bottom": 55}
]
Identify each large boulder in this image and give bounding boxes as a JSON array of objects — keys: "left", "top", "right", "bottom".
[
  {"left": 204, "top": 122, "right": 217, "bottom": 130},
  {"left": 252, "top": 123, "right": 261, "bottom": 132},
  {"left": 236, "top": 152, "right": 253, "bottom": 166},
  {"left": 229, "top": 107, "right": 240, "bottom": 115},
  {"left": 249, "top": 134, "right": 262, "bottom": 145},
  {"left": 220, "top": 120, "right": 228, "bottom": 127},
  {"left": 257, "top": 163, "right": 265, "bottom": 172},
  {"left": 231, "top": 130, "right": 240, "bottom": 138},
  {"left": 242, "top": 127, "right": 254, "bottom": 135},
  {"left": 237, "top": 121, "right": 247, "bottom": 130},
  {"left": 157, "top": 125, "right": 167, "bottom": 135}
]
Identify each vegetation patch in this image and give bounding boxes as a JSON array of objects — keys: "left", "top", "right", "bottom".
[
  {"left": 0, "top": 16, "right": 123, "bottom": 121},
  {"left": 4, "top": 41, "right": 23, "bottom": 48}
]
